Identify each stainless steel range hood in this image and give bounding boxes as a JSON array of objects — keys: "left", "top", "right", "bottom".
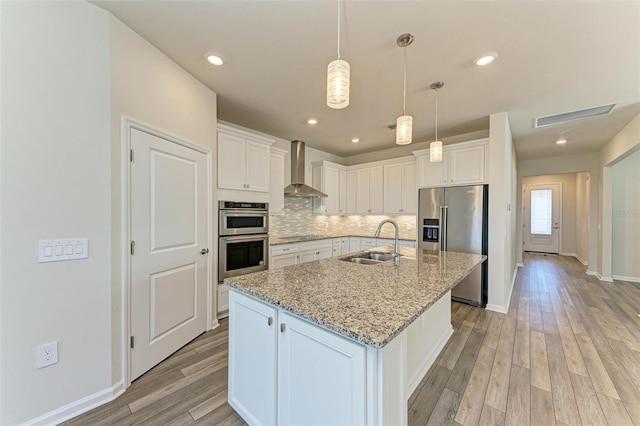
[{"left": 283, "top": 140, "right": 327, "bottom": 198}]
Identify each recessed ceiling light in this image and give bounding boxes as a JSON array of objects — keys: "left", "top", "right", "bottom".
[
  {"left": 307, "top": 119, "right": 318, "bottom": 125},
  {"left": 556, "top": 139, "right": 567, "bottom": 145},
  {"left": 351, "top": 138, "right": 360, "bottom": 143},
  {"left": 205, "top": 53, "right": 224, "bottom": 66},
  {"left": 474, "top": 52, "right": 498, "bottom": 66}
]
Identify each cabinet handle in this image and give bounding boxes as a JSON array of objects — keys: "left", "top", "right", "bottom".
[
  {"left": 246, "top": 184, "right": 250, "bottom": 188},
  {"left": 282, "top": 248, "right": 290, "bottom": 251},
  {"left": 280, "top": 323, "right": 286, "bottom": 333},
  {"left": 316, "top": 251, "right": 320, "bottom": 255},
  {"left": 268, "top": 317, "right": 273, "bottom": 326}
]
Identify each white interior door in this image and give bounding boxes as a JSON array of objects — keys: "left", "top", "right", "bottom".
[
  {"left": 523, "top": 183, "right": 561, "bottom": 253},
  {"left": 130, "top": 128, "right": 209, "bottom": 380}
]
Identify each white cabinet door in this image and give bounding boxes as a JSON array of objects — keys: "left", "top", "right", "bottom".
[
  {"left": 341, "top": 237, "right": 350, "bottom": 254},
  {"left": 383, "top": 163, "right": 403, "bottom": 214},
  {"left": 369, "top": 166, "right": 384, "bottom": 214},
  {"left": 346, "top": 170, "right": 357, "bottom": 214},
  {"left": 298, "top": 250, "right": 317, "bottom": 264},
  {"left": 361, "top": 238, "right": 377, "bottom": 249},
  {"left": 269, "top": 148, "right": 286, "bottom": 215},
  {"left": 447, "top": 144, "right": 485, "bottom": 185},
  {"left": 228, "top": 291, "right": 277, "bottom": 426},
  {"left": 245, "top": 141, "right": 270, "bottom": 192},
  {"left": 355, "top": 168, "right": 370, "bottom": 214},
  {"left": 316, "top": 246, "right": 333, "bottom": 260},
  {"left": 218, "top": 133, "right": 247, "bottom": 190},
  {"left": 324, "top": 166, "right": 340, "bottom": 214},
  {"left": 349, "top": 237, "right": 361, "bottom": 252},
  {"left": 271, "top": 252, "right": 299, "bottom": 269},
  {"left": 416, "top": 154, "right": 447, "bottom": 188},
  {"left": 402, "top": 161, "right": 417, "bottom": 214},
  {"left": 339, "top": 169, "right": 347, "bottom": 214},
  {"left": 277, "top": 311, "right": 366, "bottom": 426}
]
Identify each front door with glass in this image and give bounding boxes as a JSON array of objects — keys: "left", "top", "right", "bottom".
[{"left": 523, "top": 183, "right": 561, "bottom": 253}]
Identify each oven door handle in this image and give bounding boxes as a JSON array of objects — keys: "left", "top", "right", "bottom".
[{"left": 220, "top": 234, "right": 269, "bottom": 243}]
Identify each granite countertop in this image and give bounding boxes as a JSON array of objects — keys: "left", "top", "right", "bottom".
[
  {"left": 225, "top": 246, "right": 486, "bottom": 348},
  {"left": 270, "top": 234, "right": 416, "bottom": 245}
]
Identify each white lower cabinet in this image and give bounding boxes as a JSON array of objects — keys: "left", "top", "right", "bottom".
[
  {"left": 229, "top": 289, "right": 453, "bottom": 426},
  {"left": 277, "top": 311, "right": 366, "bottom": 425},
  {"left": 299, "top": 240, "right": 332, "bottom": 263},
  {"left": 360, "top": 237, "right": 378, "bottom": 249},
  {"left": 229, "top": 291, "right": 366, "bottom": 426},
  {"left": 228, "top": 291, "right": 278, "bottom": 426}
]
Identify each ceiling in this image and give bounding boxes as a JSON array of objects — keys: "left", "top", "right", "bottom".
[{"left": 92, "top": 1, "right": 640, "bottom": 160}]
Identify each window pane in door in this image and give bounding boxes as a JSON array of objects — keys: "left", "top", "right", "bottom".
[{"left": 531, "top": 189, "right": 552, "bottom": 235}]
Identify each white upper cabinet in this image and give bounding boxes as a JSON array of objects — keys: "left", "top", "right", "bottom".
[
  {"left": 269, "top": 147, "right": 287, "bottom": 215},
  {"left": 383, "top": 160, "right": 417, "bottom": 214},
  {"left": 355, "top": 166, "right": 383, "bottom": 214},
  {"left": 346, "top": 170, "right": 357, "bottom": 214},
  {"left": 312, "top": 161, "right": 346, "bottom": 215},
  {"left": 413, "top": 138, "right": 488, "bottom": 188},
  {"left": 447, "top": 143, "right": 486, "bottom": 185},
  {"left": 218, "top": 123, "right": 274, "bottom": 193}
]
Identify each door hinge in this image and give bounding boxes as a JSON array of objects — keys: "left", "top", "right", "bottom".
[
  {"left": 130, "top": 336, "right": 134, "bottom": 348},
  {"left": 131, "top": 240, "right": 135, "bottom": 255},
  {"left": 130, "top": 149, "right": 134, "bottom": 162}
]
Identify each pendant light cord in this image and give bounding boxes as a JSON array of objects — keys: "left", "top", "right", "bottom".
[
  {"left": 337, "top": 0, "right": 341, "bottom": 60},
  {"left": 435, "top": 89, "right": 439, "bottom": 141},
  {"left": 402, "top": 46, "right": 407, "bottom": 115}
]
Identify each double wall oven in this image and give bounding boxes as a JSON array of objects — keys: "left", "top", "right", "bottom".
[{"left": 218, "top": 201, "right": 269, "bottom": 282}]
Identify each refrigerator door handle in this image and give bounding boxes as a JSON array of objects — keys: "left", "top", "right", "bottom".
[
  {"left": 443, "top": 206, "right": 448, "bottom": 251},
  {"left": 439, "top": 205, "right": 446, "bottom": 251}
]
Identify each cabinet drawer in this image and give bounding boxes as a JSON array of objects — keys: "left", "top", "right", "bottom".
[
  {"left": 271, "top": 243, "right": 299, "bottom": 256},
  {"left": 299, "top": 240, "right": 332, "bottom": 252}
]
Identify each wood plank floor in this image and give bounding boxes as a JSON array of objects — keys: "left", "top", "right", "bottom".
[{"left": 66, "top": 253, "right": 640, "bottom": 425}]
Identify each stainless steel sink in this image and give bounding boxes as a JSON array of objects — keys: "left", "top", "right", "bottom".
[
  {"left": 349, "top": 258, "right": 383, "bottom": 265},
  {"left": 340, "top": 251, "right": 398, "bottom": 265}
]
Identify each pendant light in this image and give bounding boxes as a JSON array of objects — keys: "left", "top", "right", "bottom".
[
  {"left": 327, "top": 0, "right": 349, "bottom": 109},
  {"left": 430, "top": 81, "right": 444, "bottom": 162},
  {"left": 396, "top": 33, "right": 414, "bottom": 145}
]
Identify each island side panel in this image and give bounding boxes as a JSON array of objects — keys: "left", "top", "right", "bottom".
[
  {"left": 368, "top": 290, "right": 453, "bottom": 425},
  {"left": 406, "top": 290, "right": 454, "bottom": 396}
]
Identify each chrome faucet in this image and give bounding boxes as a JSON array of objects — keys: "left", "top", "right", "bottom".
[{"left": 374, "top": 219, "right": 400, "bottom": 264}]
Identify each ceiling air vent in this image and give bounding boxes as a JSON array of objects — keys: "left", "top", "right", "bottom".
[{"left": 535, "top": 104, "right": 615, "bottom": 128}]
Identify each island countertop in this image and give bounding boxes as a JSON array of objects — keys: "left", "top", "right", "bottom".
[{"left": 224, "top": 246, "right": 486, "bottom": 348}]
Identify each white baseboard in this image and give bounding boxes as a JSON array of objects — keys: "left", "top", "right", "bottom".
[
  {"left": 210, "top": 319, "right": 220, "bottom": 330},
  {"left": 574, "top": 254, "right": 588, "bottom": 266},
  {"left": 25, "top": 381, "right": 125, "bottom": 426},
  {"left": 516, "top": 262, "right": 524, "bottom": 268},
  {"left": 596, "top": 272, "right": 614, "bottom": 283},
  {"left": 612, "top": 275, "right": 640, "bottom": 283},
  {"left": 586, "top": 270, "right": 597, "bottom": 276},
  {"left": 560, "top": 252, "right": 577, "bottom": 257},
  {"left": 486, "top": 304, "right": 508, "bottom": 314}
]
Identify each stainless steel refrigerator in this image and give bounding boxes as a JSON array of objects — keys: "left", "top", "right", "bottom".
[{"left": 418, "top": 185, "right": 488, "bottom": 306}]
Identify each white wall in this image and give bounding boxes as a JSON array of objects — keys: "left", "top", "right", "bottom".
[
  {"left": 486, "top": 112, "right": 517, "bottom": 313},
  {"left": 611, "top": 150, "right": 640, "bottom": 281},
  {"left": 0, "top": 3, "right": 219, "bottom": 424},
  {"left": 0, "top": 2, "right": 111, "bottom": 424},
  {"left": 575, "top": 172, "right": 590, "bottom": 265},
  {"left": 522, "top": 174, "right": 577, "bottom": 255},
  {"left": 109, "top": 15, "right": 218, "bottom": 388},
  {"left": 516, "top": 152, "right": 600, "bottom": 273},
  {"left": 599, "top": 113, "right": 640, "bottom": 281}
]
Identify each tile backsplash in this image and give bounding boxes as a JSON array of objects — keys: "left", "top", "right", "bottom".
[{"left": 270, "top": 198, "right": 418, "bottom": 240}]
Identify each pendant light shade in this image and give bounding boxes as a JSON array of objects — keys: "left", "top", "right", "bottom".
[
  {"left": 395, "top": 33, "right": 414, "bottom": 145},
  {"left": 396, "top": 115, "right": 413, "bottom": 145},
  {"left": 430, "top": 81, "right": 445, "bottom": 162},
  {"left": 430, "top": 141, "right": 443, "bottom": 162},
  {"left": 327, "top": 59, "right": 350, "bottom": 109},
  {"left": 327, "top": 0, "right": 349, "bottom": 109}
]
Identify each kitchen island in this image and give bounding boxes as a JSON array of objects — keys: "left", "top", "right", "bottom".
[{"left": 225, "top": 246, "right": 486, "bottom": 426}]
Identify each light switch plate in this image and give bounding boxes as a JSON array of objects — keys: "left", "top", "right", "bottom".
[{"left": 38, "top": 238, "right": 88, "bottom": 263}]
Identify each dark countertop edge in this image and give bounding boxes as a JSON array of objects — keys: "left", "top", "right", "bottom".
[{"left": 225, "top": 254, "right": 486, "bottom": 348}]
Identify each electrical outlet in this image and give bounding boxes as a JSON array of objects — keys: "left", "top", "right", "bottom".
[
  {"left": 36, "top": 342, "right": 58, "bottom": 369},
  {"left": 406, "top": 223, "right": 412, "bottom": 231}
]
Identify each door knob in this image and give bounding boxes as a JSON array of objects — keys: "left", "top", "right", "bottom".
[{"left": 200, "top": 248, "right": 209, "bottom": 255}]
